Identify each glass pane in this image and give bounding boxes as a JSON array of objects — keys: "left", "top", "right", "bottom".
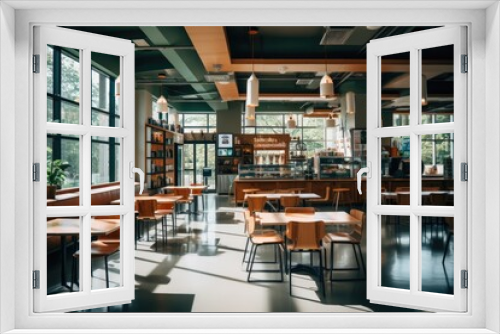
[
  {"left": 91, "top": 137, "right": 121, "bottom": 205},
  {"left": 184, "top": 114, "right": 208, "bottom": 127},
  {"left": 47, "top": 97, "right": 53, "bottom": 122},
  {"left": 256, "top": 127, "right": 283, "bottom": 134},
  {"left": 60, "top": 49, "right": 80, "bottom": 102},
  {"left": 47, "top": 133, "right": 80, "bottom": 201},
  {"left": 303, "top": 117, "right": 325, "bottom": 127},
  {"left": 421, "top": 45, "right": 454, "bottom": 124},
  {"left": 381, "top": 215, "right": 410, "bottom": 290},
  {"left": 206, "top": 144, "right": 216, "bottom": 190},
  {"left": 257, "top": 114, "right": 284, "bottom": 127},
  {"left": 47, "top": 46, "right": 54, "bottom": 94},
  {"left": 91, "top": 52, "right": 120, "bottom": 127},
  {"left": 195, "top": 144, "right": 205, "bottom": 184},
  {"left": 208, "top": 114, "right": 217, "bottom": 127},
  {"left": 381, "top": 52, "right": 410, "bottom": 127},
  {"left": 61, "top": 101, "right": 79, "bottom": 124},
  {"left": 47, "top": 216, "right": 82, "bottom": 295},
  {"left": 381, "top": 136, "right": 410, "bottom": 204},
  {"left": 421, "top": 133, "right": 454, "bottom": 206},
  {"left": 421, "top": 216, "right": 454, "bottom": 295},
  {"left": 90, "top": 215, "right": 122, "bottom": 291}
]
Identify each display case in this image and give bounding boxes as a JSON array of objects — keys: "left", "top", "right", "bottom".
[
  {"left": 317, "top": 156, "right": 365, "bottom": 179},
  {"left": 238, "top": 163, "right": 305, "bottom": 179}
]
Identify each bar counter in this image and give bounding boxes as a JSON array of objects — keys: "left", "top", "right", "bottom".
[{"left": 233, "top": 176, "right": 453, "bottom": 205}]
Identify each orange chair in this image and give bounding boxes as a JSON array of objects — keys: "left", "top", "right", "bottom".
[
  {"left": 246, "top": 215, "right": 284, "bottom": 282},
  {"left": 323, "top": 209, "right": 365, "bottom": 281},
  {"left": 136, "top": 199, "right": 165, "bottom": 251},
  {"left": 247, "top": 195, "right": 267, "bottom": 217},
  {"left": 306, "top": 186, "right": 331, "bottom": 206},
  {"left": 279, "top": 195, "right": 301, "bottom": 211},
  {"left": 286, "top": 220, "right": 326, "bottom": 296},
  {"left": 156, "top": 200, "right": 176, "bottom": 236},
  {"left": 173, "top": 187, "right": 194, "bottom": 216}
]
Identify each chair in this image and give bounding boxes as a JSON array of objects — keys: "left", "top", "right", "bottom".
[
  {"left": 442, "top": 217, "right": 454, "bottom": 264},
  {"left": 286, "top": 220, "right": 326, "bottom": 296},
  {"left": 323, "top": 209, "right": 365, "bottom": 281},
  {"left": 396, "top": 193, "right": 410, "bottom": 205},
  {"left": 242, "top": 210, "right": 278, "bottom": 265},
  {"left": 173, "top": 188, "right": 193, "bottom": 216},
  {"left": 71, "top": 241, "right": 120, "bottom": 291},
  {"left": 306, "top": 186, "right": 331, "bottom": 206},
  {"left": 156, "top": 200, "right": 176, "bottom": 237},
  {"left": 136, "top": 199, "right": 165, "bottom": 251},
  {"left": 247, "top": 195, "right": 267, "bottom": 217},
  {"left": 246, "top": 215, "right": 285, "bottom": 282},
  {"left": 190, "top": 183, "right": 205, "bottom": 212},
  {"left": 332, "top": 187, "right": 352, "bottom": 211},
  {"left": 279, "top": 195, "right": 301, "bottom": 211}
]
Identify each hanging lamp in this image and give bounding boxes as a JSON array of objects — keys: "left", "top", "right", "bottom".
[
  {"left": 320, "top": 29, "right": 334, "bottom": 99},
  {"left": 245, "top": 105, "right": 256, "bottom": 120},
  {"left": 246, "top": 27, "right": 260, "bottom": 107},
  {"left": 286, "top": 115, "right": 297, "bottom": 129},
  {"left": 421, "top": 75, "right": 428, "bottom": 106},
  {"left": 245, "top": 117, "right": 256, "bottom": 127},
  {"left": 346, "top": 91, "right": 356, "bottom": 114},
  {"left": 325, "top": 113, "right": 338, "bottom": 127},
  {"left": 157, "top": 84, "right": 168, "bottom": 113}
]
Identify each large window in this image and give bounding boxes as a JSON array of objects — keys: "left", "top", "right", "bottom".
[
  {"left": 180, "top": 113, "right": 217, "bottom": 133},
  {"left": 46, "top": 46, "right": 120, "bottom": 188},
  {"left": 242, "top": 113, "right": 329, "bottom": 158}
]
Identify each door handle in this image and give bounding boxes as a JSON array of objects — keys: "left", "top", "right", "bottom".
[
  {"left": 129, "top": 161, "right": 144, "bottom": 195},
  {"left": 357, "top": 162, "right": 371, "bottom": 195}
]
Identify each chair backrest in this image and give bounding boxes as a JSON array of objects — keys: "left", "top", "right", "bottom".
[
  {"left": 430, "top": 193, "right": 448, "bottom": 206},
  {"left": 286, "top": 220, "right": 325, "bottom": 250},
  {"left": 247, "top": 196, "right": 267, "bottom": 214},
  {"left": 285, "top": 207, "right": 315, "bottom": 215},
  {"left": 275, "top": 188, "right": 293, "bottom": 194},
  {"left": 173, "top": 187, "right": 191, "bottom": 200},
  {"left": 157, "top": 201, "right": 175, "bottom": 210},
  {"left": 396, "top": 193, "right": 410, "bottom": 205},
  {"left": 190, "top": 183, "right": 204, "bottom": 195},
  {"left": 279, "top": 195, "right": 300, "bottom": 208},
  {"left": 395, "top": 187, "right": 410, "bottom": 192},
  {"left": 349, "top": 209, "right": 366, "bottom": 241},
  {"left": 137, "top": 199, "right": 157, "bottom": 219},
  {"left": 323, "top": 186, "right": 331, "bottom": 201}
]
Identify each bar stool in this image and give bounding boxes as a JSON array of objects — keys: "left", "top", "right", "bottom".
[{"left": 332, "top": 187, "right": 352, "bottom": 211}]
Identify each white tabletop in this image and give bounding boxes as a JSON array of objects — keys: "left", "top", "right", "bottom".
[
  {"left": 244, "top": 193, "right": 321, "bottom": 200},
  {"left": 257, "top": 211, "right": 361, "bottom": 226}
]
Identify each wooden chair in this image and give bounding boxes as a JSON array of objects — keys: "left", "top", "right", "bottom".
[
  {"left": 279, "top": 195, "right": 300, "bottom": 211},
  {"left": 242, "top": 210, "right": 278, "bottom": 265},
  {"left": 242, "top": 188, "right": 261, "bottom": 206},
  {"left": 157, "top": 200, "right": 176, "bottom": 237},
  {"left": 285, "top": 207, "right": 315, "bottom": 216},
  {"left": 246, "top": 215, "right": 284, "bottom": 282},
  {"left": 323, "top": 209, "right": 365, "bottom": 281},
  {"left": 173, "top": 188, "right": 193, "bottom": 216},
  {"left": 247, "top": 195, "right": 267, "bottom": 217},
  {"left": 306, "top": 186, "right": 331, "bottom": 206},
  {"left": 136, "top": 199, "right": 165, "bottom": 251},
  {"left": 286, "top": 220, "right": 326, "bottom": 296},
  {"left": 442, "top": 217, "right": 454, "bottom": 264},
  {"left": 332, "top": 187, "right": 352, "bottom": 211},
  {"left": 190, "top": 183, "right": 205, "bottom": 212}
]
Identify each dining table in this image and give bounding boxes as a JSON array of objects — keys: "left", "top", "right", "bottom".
[
  {"left": 381, "top": 190, "right": 454, "bottom": 204},
  {"left": 244, "top": 193, "right": 321, "bottom": 211},
  {"left": 256, "top": 211, "right": 361, "bottom": 227},
  {"left": 162, "top": 185, "right": 209, "bottom": 213},
  {"left": 47, "top": 218, "right": 120, "bottom": 291}
]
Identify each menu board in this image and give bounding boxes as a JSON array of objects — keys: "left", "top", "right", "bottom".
[{"left": 217, "top": 133, "right": 233, "bottom": 149}]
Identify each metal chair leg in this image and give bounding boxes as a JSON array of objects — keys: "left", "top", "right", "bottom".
[{"left": 104, "top": 256, "right": 109, "bottom": 288}]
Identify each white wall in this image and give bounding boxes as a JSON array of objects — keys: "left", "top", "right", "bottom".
[
  {"left": 0, "top": 2, "right": 16, "bottom": 333},
  {"left": 134, "top": 89, "right": 152, "bottom": 181},
  {"left": 485, "top": 2, "right": 500, "bottom": 333}
]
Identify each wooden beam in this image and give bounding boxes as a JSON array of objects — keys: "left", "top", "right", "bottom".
[{"left": 185, "top": 26, "right": 240, "bottom": 101}]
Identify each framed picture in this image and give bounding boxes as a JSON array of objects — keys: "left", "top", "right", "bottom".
[{"left": 217, "top": 133, "right": 233, "bottom": 149}]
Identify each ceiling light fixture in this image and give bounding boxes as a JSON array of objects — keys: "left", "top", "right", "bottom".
[
  {"left": 245, "top": 105, "right": 256, "bottom": 120},
  {"left": 157, "top": 72, "right": 167, "bottom": 80},
  {"left": 245, "top": 117, "right": 256, "bottom": 127},
  {"left": 286, "top": 115, "right": 297, "bottom": 129},
  {"left": 157, "top": 84, "right": 168, "bottom": 113},
  {"left": 325, "top": 112, "right": 338, "bottom": 128},
  {"left": 246, "top": 27, "right": 260, "bottom": 107},
  {"left": 346, "top": 91, "right": 356, "bottom": 114},
  {"left": 320, "top": 27, "right": 334, "bottom": 99},
  {"left": 421, "top": 75, "right": 428, "bottom": 106}
]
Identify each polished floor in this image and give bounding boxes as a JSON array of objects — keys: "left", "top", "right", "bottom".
[{"left": 46, "top": 194, "right": 454, "bottom": 313}]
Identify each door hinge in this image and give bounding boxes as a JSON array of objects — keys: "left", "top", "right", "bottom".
[
  {"left": 461, "top": 162, "right": 468, "bottom": 181},
  {"left": 33, "top": 270, "right": 40, "bottom": 289},
  {"left": 33, "top": 54, "right": 40, "bottom": 73},
  {"left": 33, "top": 163, "right": 40, "bottom": 182},
  {"left": 461, "top": 270, "right": 468, "bottom": 289},
  {"left": 461, "top": 54, "right": 468, "bottom": 73}
]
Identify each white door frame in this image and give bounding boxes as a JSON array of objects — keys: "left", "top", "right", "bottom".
[{"left": 0, "top": 2, "right": 497, "bottom": 333}]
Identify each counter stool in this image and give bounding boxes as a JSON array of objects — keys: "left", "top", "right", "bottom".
[{"left": 332, "top": 188, "right": 352, "bottom": 212}]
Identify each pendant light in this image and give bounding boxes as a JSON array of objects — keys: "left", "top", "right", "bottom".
[
  {"left": 115, "top": 75, "right": 120, "bottom": 96},
  {"left": 157, "top": 84, "right": 168, "bottom": 113},
  {"left": 320, "top": 28, "right": 334, "bottom": 99},
  {"left": 421, "top": 75, "right": 428, "bottom": 106},
  {"left": 245, "top": 105, "right": 256, "bottom": 120},
  {"left": 246, "top": 27, "right": 259, "bottom": 107},
  {"left": 325, "top": 112, "right": 338, "bottom": 127},
  {"left": 346, "top": 91, "right": 356, "bottom": 114},
  {"left": 245, "top": 117, "right": 256, "bottom": 127},
  {"left": 286, "top": 115, "right": 296, "bottom": 129}
]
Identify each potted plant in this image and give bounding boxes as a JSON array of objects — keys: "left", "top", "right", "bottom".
[{"left": 47, "top": 159, "right": 70, "bottom": 199}]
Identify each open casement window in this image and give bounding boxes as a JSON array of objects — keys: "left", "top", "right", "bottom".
[
  {"left": 365, "top": 26, "right": 467, "bottom": 312},
  {"left": 33, "top": 26, "right": 136, "bottom": 312}
]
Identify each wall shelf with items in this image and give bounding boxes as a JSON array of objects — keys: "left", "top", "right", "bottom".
[{"left": 145, "top": 124, "right": 179, "bottom": 192}]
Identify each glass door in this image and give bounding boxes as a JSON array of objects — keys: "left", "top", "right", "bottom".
[
  {"left": 33, "top": 26, "right": 135, "bottom": 312},
  {"left": 184, "top": 143, "right": 216, "bottom": 191},
  {"left": 366, "top": 26, "right": 467, "bottom": 312}
]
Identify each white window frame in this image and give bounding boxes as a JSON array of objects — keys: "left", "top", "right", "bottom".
[{"left": 0, "top": 2, "right": 498, "bottom": 333}]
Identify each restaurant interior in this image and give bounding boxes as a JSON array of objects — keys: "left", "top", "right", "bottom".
[{"left": 45, "top": 25, "right": 455, "bottom": 312}]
